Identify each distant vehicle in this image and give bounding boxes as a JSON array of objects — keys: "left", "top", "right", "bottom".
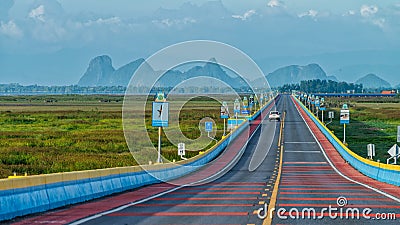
[{"left": 269, "top": 111, "right": 281, "bottom": 121}]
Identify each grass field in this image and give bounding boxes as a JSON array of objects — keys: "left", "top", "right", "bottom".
[
  {"left": 320, "top": 97, "right": 400, "bottom": 163},
  {"left": 0, "top": 95, "right": 231, "bottom": 178}
]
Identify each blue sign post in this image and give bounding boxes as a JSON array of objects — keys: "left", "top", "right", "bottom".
[
  {"left": 221, "top": 101, "right": 229, "bottom": 136},
  {"left": 249, "top": 95, "right": 254, "bottom": 114},
  {"left": 152, "top": 102, "right": 169, "bottom": 127},
  {"left": 152, "top": 91, "right": 168, "bottom": 163},
  {"left": 319, "top": 102, "right": 326, "bottom": 123},
  {"left": 242, "top": 97, "right": 249, "bottom": 115},
  {"left": 205, "top": 122, "right": 213, "bottom": 132},
  {"left": 340, "top": 105, "right": 350, "bottom": 144},
  {"left": 233, "top": 99, "right": 240, "bottom": 128}
]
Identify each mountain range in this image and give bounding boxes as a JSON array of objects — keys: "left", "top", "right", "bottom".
[
  {"left": 355, "top": 74, "right": 392, "bottom": 89},
  {"left": 265, "top": 63, "right": 338, "bottom": 87},
  {"left": 78, "top": 56, "right": 247, "bottom": 89},
  {"left": 78, "top": 56, "right": 395, "bottom": 89}
]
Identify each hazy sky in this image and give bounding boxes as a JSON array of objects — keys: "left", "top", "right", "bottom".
[{"left": 1, "top": 0, "right": 400, "bottom": 85}]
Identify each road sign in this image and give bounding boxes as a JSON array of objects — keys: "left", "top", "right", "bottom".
[
  {"left": 397, "top": 126, "right": 400, "bottom": 142},
  {"left": 205, "top": 122, "right": 213, "bottom": 132},
  {"left": 328, "top": 111, "right": 334, "bottom": 119},
  {"left": 178, "top": 143, "right": 185, "bottom": 156},
  {"left": 242, "top": 97, "right": 248, "bottom": 109},
  {"left": 340, "top": 109, "right": 350, "bottom": 124},
  {"left": 388, "top": 144, "right": 399, "bottom": 157},
  {"left": 319, "top": 102, "right": 326, "bottom": 110},
  {"left": 152, "top": 102, "right": 169, "bottom": 127},
  {"left": 249, "top": 95, "right": 254, "bottom": 107},
  {"left": 367, "top": 144, "right": 375, "bottom": 159},
  {"left": 315, "top": 99, "right": 320, "bottom": 107},
  {"left": 221, "top": 101, "right": 229, "bottom": 119},
  {"left": 234, "top": 99, "right": 240, "bottom": 114},
  {"left": 228, "top": 118, "right": 245, "bottom": 129},
  {"left": 155, "top": 91, "right": 166, "bottom": 102}
]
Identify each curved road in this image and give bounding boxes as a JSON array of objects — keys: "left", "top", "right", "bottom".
[{"left": 12, "top": 95, "right": 400, "bottom": 225}]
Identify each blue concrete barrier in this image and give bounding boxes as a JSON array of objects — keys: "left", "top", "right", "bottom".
[{"left": 294, "top": 96, "right": 400, "bottom": 187}]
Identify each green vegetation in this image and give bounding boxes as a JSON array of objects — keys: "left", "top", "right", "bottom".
[
  {"left": 320, "top": 97, "right": 400, "bottom": 162},
  {"left": 0, "top": 84, "right": 126, "bottom": 94},
  {"left": 0, "top": 95, "right": 226, "bottom": 178},
  {"left": 279, "top": 79, "right": 363, "bottom": 93}
]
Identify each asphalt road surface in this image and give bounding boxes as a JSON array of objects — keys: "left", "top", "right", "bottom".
[{"left": 272, "top": 95, "right": 400, "bottom": 225}]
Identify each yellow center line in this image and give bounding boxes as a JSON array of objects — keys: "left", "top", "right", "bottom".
[{"left": 263, "top": 111, "right": 285, "bottom": 225}]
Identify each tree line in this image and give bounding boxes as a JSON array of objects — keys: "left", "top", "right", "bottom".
[
  {"left": 278, "top": 79, "right": 364, "bottom": 93},
  {"left": 0, "top": 84, "right": 126, "bottom": 95}
]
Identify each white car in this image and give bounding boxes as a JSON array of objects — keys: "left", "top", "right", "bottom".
[{"left": 269, "top": 111, "right": 281, "bottom": 121}]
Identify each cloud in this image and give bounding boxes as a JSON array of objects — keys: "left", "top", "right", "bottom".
[
  {"left": 298, "top": 9, "right": 318, "bottom": 19},
  {"left": 343, "top": 10, "right": 356, "bottom": 16},
  {"left": 359, "top": 5, "right": 386, "bottom": 29},
  {"left": 84, "top": 17, "right": 122, "bottom": 26},
  {"left": 232, "top": 9, "right": 257, "bottom": 21},
  {"left": 0, "top": 20, "right": 23, "bottom": 38},
  {"left": 360, "top": 5, "right": 378, "bottom": 17},
  {"left": 372, "top": 18, "right": 385, "bottom": 28},
  {"left": 267, "top": 0, "right": 284, "bottom": 8},
  {"left": 152, "top": 17, "right": 196, "bottom": 28},
  {"left": 29, "top": 5, "right": 46, "bottom": 22}
]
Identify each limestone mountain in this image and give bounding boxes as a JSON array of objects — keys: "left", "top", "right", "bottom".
[
  {"left": 78, "top": 56, "right": 149, "bottom": 87},
  {"left": 78, "top": 55, "right": 115, "bottom": 86},
  {"left": 265, "top": 64, "right": 331, "bottom": 87},
  {"left": 355, "top": 74, "right": 391, "bottom": 89}
]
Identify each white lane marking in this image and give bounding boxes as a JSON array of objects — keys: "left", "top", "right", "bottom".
[
  {"left": 69, "top": 103, "right": 275, "bottom": 225},
  {"left": 285, "top": 151, "right": 320, "bottom": 153},
  {"left": 291, "top": 97, "right": 400, "bottom": 203},
  {"left": 285, "top": 142, "right": 316, "bottom": 144}
]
